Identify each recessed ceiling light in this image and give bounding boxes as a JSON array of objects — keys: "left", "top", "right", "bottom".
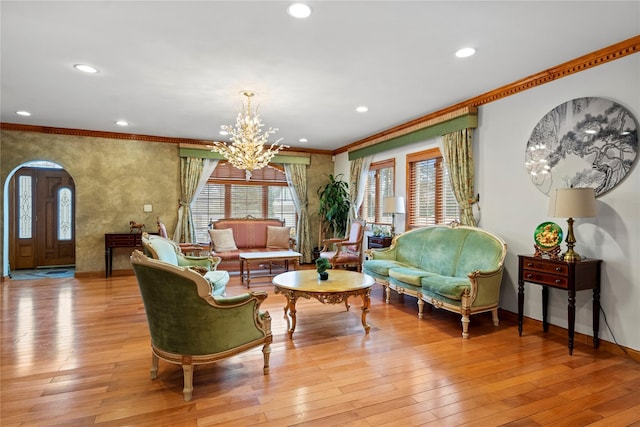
[
  {"left": 356, "top": 106, "right": 368, "bottom": 113},
  {"left": 288, "top": 3, "right": 312, "bottom": 18},
  {"left": 115, "top": 120, "right": 129, "bottom": 127},
  {"left": 16, "top": 110, "right": 31, "bottom": 116},
  {"left": 299, "top": 138, "right": 308, "bottom": 143},
  {"left": 455, "top": 47, "right": 476, "bottom": 58},
  {"left": 73, "top": 64, "right": 99, "bottom": 74}
]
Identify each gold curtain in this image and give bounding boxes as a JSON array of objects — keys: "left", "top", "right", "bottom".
[
  {"left": 284, "top": 163, "right": 312, "bottom": 263},
  {"left": 175, "top": 157, "right": 203, "bottom": 243},
  {"left": 442, "top": 128, "right": 478, "bottom": 226},
  {"left": 349, "top": 157, "right": 364, "bottom": 221}
]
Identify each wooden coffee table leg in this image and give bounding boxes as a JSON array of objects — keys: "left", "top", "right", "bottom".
[
  {"left": 284, "top": 295, "right": 298, "bottom": 339},
  {"left": 361, "top": 288, "right": 371, "bottom": 334}
]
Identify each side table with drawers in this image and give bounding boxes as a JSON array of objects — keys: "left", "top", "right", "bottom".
[
  {"left": 367, "top": 235, "right": 393, "bottom": 249},
  {"left": 517, "top": 255, "right": 602, "bottom": 355}
]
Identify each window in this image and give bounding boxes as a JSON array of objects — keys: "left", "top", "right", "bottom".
[
  {"left": 361, "top": 159, "right": 395, "bottom": 224},
  {"left": 18, "top": 175, "right": 33, "bottom": 239},
  {"left": 58, "top": 187, "right": 73, "bottom": 240},
  {"left": 407, "top": 148, "right": 459, "bottom": 227},
  {"left": 192, "top": 162, "right": 295, "bottom": 243}
]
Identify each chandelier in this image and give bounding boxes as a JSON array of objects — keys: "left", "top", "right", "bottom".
[{"left": 210, "top": 91, "right": 288, "bottom": 180}]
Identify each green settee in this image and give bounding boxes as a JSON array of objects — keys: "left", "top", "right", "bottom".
[{"left": 363, "top": 223, "right": 507, "bottom": 338}]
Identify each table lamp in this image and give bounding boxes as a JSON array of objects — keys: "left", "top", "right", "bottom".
[
  {"left": 548, "top": 187, "right": 597, "bottom": 262},
  {"left": 383, "top": 196, "right": 405, "bottom": 235}
]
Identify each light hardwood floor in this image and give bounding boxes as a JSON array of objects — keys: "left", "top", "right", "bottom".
[{"left": 1, "top": 269, "right": 639, "bottom": 426}]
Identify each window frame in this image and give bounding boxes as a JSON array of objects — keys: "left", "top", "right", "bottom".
[
  {"left": 360, "top": 158, "right": 395, "bottom": 225},
  {"left": 406, "top": 147, "right": 459, "bottom": 228},
  {"left": 191, "top": 162, "right": 296, "bottom": 243}
]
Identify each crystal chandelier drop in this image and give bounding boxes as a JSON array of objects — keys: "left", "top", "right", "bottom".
[{"left": 210, "top": 91, "right": 288, "bottom": 180}]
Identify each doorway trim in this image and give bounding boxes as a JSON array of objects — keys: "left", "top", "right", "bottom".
[{"left": 2, "top": 160, "right": 75, "bottom": 276}]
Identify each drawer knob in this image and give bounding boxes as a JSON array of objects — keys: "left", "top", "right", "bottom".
[
  {"left": 555, "top": 279, "right": 561, "bottom": 284},
  {"left": 526, "top": 263, "right": 533, "bottom": 267},
  {"left": 555, "top": 267, "right": 562, "bottom": 272},
  {"left": 526, "top": 274, "right": 533, "bottom": 279}
]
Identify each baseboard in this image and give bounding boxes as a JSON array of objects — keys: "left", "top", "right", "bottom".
[
  {"left": 499, "top": 309, "right": 640, "bottom": 362},
  {"left": 74, "top": 269, "right": 136, "bottom": 278}
]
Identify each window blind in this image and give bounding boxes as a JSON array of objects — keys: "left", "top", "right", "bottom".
[
  {"left": 361, "top": 159, "right": 395, "bottom": 224},
  {"left": 407, "top": 148, "right": 458, "bottom": 228}
]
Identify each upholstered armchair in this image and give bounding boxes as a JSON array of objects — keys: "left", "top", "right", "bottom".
[
  {"left": 319, "top": 219, "right": 366, "bottom": 272},
  {"left": 141, "top": 232, "right": 228, "bottom": 296},
  {"left": 130, "top": 250, "right": 272, "bottom": 401},
  {"left": 157, "top": 218, "right": 208, "bottom": 255}
]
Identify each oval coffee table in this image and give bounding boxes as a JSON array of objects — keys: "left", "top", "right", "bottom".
[{"left": 272, "top": 269, "right": 375, "bottom": 338}]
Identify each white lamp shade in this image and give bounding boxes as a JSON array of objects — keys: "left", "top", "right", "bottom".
[
  {"left": 548, "top": 188, "right": 597, "bottom": 218},
  {"left": 383, "top": 196, "right": 405, "bottom": 214}
]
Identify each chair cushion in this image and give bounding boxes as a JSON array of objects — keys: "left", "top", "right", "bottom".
[
  {"left": 388, "top": 267, "right": 436, "bottom": 286},
  {"left": 150, "top": 238, "right": 179, "bottom": 265},
  {"left": 266, "top": 226, "right": 290, "bottom": 249},
  {"left": 421, "top": 275, "right": 470, "bottom": 301},
  {"left": 204, "top": 270, "right": 230, "bottom": 296},
  {"left": 209, "top": 229, "right": 238, "bottom": 252},
  {"left": 363, "top": 259, "right": 409, "bottom": 276}
]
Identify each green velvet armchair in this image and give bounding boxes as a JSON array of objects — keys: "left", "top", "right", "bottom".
[
  {"left": 130, "top": 250, "right": 272, "bottom": 401},
  {"left": 141, "top": 232, "right": 229, "bottom": 296}
]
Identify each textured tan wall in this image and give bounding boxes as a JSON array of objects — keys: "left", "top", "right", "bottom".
[
  {"left": 0, "top": 129, "right": 333, "bottom": 275},
  {"left": 1, "top": 130, "right": 180, "bottom": 274}
]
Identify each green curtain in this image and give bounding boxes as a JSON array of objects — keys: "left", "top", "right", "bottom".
[
  {"left": 284, "top": 163, "right": 312, "bottom": 263},
  {"left": 442, "top": 128, "right": 478, "bottom": 226},
  {"left": 175, "top": 157, "right": 204, "bottom": 243}
]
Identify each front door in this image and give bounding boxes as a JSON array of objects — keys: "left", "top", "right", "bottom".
[{"left": 9, "top": 167, "right": 76, "bottom": 269}]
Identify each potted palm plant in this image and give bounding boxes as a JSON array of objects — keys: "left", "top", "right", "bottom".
[
  {"left": 317, "top": 173, "right": 351, "bottom": 245},
  {"left": 315, "top": 257, "right": 331, "bottom": 280}
]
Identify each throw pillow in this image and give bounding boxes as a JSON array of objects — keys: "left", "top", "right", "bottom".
[
  {"left": 208, "top": 228, "right": 238, "bottom": 252},
  {"left": 266, "top": 226, "right": 291, "bottom": 249}
]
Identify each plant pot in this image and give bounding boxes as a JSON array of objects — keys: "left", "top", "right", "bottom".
[{"left": 318, "top": 271, "right": 329, "bottom": 280}]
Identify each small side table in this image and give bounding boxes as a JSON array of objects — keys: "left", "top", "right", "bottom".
[
  {"left": 517, "top": 255, "right": 602, "bottom": 355},
  {"left": 368, "top": 235, "right": 392, "bottom": 249}
]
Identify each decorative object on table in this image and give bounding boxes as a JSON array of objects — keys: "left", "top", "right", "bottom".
[
  {"left": 525, "top": 97, "right": 638, "bottom": 197},
  {"left": 383, "top": 196, "right": 405, "bottom": 235},
  {"left": 548, "top": 187, "right": 597, "bottom": 262},
  {"left": 533, "top": 221, "right": 563, "bottom": 260},
  {"left": 129, "top": 221, "right": 145, "bottom": 233},
  {"left": 315, "top": 257, "right": 331, "bottom": 280},
  {"left": 372, "top": 225, "right": 391, "bottom": 237},
  {"left": 209, "top": 91, "right": 288, "bottom": 181}
]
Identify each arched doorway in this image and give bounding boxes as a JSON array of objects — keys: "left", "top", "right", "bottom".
[{"left": 5, "top": 161, "right": 75, "bottom": 273}]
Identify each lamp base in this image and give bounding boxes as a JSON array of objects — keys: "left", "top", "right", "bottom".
[{"left": 562, "top": 249, "right": 582, "bottom": 263}]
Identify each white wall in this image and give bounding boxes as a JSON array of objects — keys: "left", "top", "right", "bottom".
[{"left": 335, "top": 54, "right": 640, "bottom": 350}]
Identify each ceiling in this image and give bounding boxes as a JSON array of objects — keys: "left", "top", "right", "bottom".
[{"left": 2, "top": 1, "right": 639, "bottom": 152}]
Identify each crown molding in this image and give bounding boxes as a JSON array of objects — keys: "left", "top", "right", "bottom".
[
  {"left": 0, "top": 123, "right": 332, "bottom": 155},
  {"left": 337, "top": 34, "right": 640, "bottom": 155}
]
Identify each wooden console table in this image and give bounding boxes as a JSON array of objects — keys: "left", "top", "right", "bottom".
[
  {"left": 517, "top": 255, "right": 602, "bottom": 355},
  {"left": 104, "top": 233, "right": 149, "bottom": 277}
]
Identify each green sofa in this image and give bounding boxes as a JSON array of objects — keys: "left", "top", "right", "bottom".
[{"left": 363, "top": 224, "right": 507, "bottom": 338}]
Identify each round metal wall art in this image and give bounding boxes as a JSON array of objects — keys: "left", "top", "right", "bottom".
[{"left": 525, "top": 97, "right": 639, "bottom": 197}]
